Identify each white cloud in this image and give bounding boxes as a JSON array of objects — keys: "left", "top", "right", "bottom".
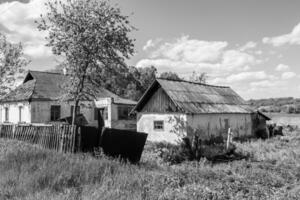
[
  {"left": 263, "top": 22, "right": 300, "bottom": 46},
  {"left": 275, "top": 64, "right": 289, "bottom": 71},
  {"left": 150, "top": 35, "right": 228, "bottom": 63},
  {"left": 0, "top": 0, "right": 52, "bottom": 60},
  {"left": 240, "top": 41, "right": 257, "bottom": 51},
  {"left": 143, "top": 39, "right": 155, "bottom": 51},
  {"left": 137, "top": 35, "right": 260, "bottom": 77},
  {"left": 250, "top": 80, "right": 276, "bottom": 88},
  {"left": 281, "top": 71, "right": 296, "bottom": 80}
]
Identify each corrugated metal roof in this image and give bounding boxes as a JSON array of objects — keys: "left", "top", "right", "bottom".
[
  {"left": 133, "top": 78, "right": 256, "bottom": 114},
  {"left": 1, "top": 71, "right": 136, "bottom": 105}
]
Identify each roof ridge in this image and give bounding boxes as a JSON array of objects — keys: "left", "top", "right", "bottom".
[
  {"left": 29, "top": 70, "right": 63, "bottom": 75},
  {"left": 157, "top": 78, "right": 230, "bottom": 88}
]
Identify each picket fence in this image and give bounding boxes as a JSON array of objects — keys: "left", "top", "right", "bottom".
[{"left": 0, "top": 124, "right": 84, "bottom": 153}]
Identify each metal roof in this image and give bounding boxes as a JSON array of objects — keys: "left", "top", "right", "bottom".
[{"left": 133, "top": 78, "right": 256, "bottom": 114}]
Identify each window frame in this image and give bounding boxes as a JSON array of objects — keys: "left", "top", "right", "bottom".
[
  {"left": 50, "top": 105, "right": 61, "bottom": 121},
  {"left": 153, "top": 120, "right": 164, "bottom": 131}
]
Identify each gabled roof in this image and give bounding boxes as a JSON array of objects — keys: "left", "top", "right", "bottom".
[
  {"left": 132, "top": 78, "right": 256, "bottom": 114},
  {"left": 1, "top": 70, "right": 136, "bottom": 105}
]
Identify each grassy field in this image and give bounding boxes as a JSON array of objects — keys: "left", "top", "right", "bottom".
[
  {"left": 266, "top": 112, "right": 300, "bottom": 126},
  {"left": 0, "top": 129, "right": 300, "bottom": 200}
]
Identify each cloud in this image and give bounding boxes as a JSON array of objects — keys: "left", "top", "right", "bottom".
[
  {"left": 239, "top": 41, "right": 257, "bottom": 51},
  {"left": 143, "top": 39, "right": 155, "bottom": 51},
  {"left": 150, "top": 35, "right": 228, "bottom": 63},
  {"left": 137, "top": 35, "right": 260, "bottom": 77},
  {"left": 281, "top": 71, "right": 296, "bottom": 80},
  {"left": 275, "top": 64, "right": 289, "bottom": 71},
  {"left": 263, "top": 22, "right": 300, "bottom": 46},
  {"left": 0, "top": 0, "right": 53, "bottom": 60}
]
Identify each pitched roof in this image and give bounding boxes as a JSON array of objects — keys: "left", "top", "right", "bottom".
[
  {"left": 132, "top": 78, "right": 256, "bottom": 114},
  {"left": 1, "top": 70, "right": 136, "bottom": 105}
]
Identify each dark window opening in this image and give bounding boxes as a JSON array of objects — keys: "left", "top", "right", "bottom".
[
  {"left": 154, "top": 120, "right": 164, "bottom": 131},
  {"left": 118, "top": 106, "right": 134, "bottom": 120},
  {"left": 94, "top": 107, "right": 108, "bottom": 120},
  {"left": 70, "top": 105, "right": 80, "bottom": 117},
  {"left": 50, "top": 105, "right": 61, "bottom": 121}
]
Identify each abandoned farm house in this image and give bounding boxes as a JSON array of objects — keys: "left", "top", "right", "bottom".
[
  {"left": 131, "top": 78, "right": 270, "bottom": 143},
  {"left": 0, "top": 71, "right": 137, "bottom": 130}
]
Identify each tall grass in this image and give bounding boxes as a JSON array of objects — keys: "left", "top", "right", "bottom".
[{"left": 0, "top": 129, "right": 300, "bottom": 199}]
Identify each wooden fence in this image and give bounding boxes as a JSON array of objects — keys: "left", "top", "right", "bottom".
[{"left": 0, "top": 124, "right": 83, "bottom": 153}]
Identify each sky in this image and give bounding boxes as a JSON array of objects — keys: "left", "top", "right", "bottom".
[{"left": 1, "top": 0, "right": 300, "bottom": 100}]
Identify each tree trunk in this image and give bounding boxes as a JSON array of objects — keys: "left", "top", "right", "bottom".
[{"left": 72, "top": 99, "right": 79, "bottom": 127}]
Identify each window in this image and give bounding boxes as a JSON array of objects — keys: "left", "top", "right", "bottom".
[
  {"left": 70, "top": 105, "right": 80, "bottom": 117},
  {"left": 154, "top": 120, "right": 164, "bottom": 131},
  {"left": 50, "top": 105, "right": 61, "bottom": 121},
  {"left": 19, "top": 106, "right": 23, "bottom": 122},
  {"left": 4, "top": 107, "right": 9, "bottom": 122},
  {"left": 94, "top": 107, "right": 108, "bottom": 120},
  {"left": 118, "top": 106, "right": 134, "bottom": 120}
]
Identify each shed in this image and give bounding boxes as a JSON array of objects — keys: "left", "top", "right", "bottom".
[{"left": 131, "top": 78, "right": 270, "bottom": 143}]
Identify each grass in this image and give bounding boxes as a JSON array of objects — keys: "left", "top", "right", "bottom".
[{"left": 0, "top": 129, "right": 300, "bottom": 199}]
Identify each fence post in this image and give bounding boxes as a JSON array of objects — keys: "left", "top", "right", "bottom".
[
  {"left": 0, "top": 124, "right": 2, "bottom": 138},
  {"left": 226, "top": 128, "right": 232, "bottom": 150},
  {"left": 12, "top": 124, "right": 16, "bottom": 139},
  {"left": 59, "top": 125, "right": 64, "bottom": 153},
  {"left": 76, "top": 126, "right": 81, "bottom": 153}
]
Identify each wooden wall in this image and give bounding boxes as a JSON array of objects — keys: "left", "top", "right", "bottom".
[{"left": 141, "top": 88, "right": 177, "bottom": 113}]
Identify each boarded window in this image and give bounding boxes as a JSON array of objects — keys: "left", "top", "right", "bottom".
[
  {"left": 94, "top": 107, "right": 108, "bottom": 120},
  {"left": 19, "top": 106, "right": 23, "bottom": 122},
  {"left": 154, "top": 120, "right": 164, "bottom": 131},
  {"left": 50, "top": 105, "right": 61, "bottom": 121},
  {"left": 4, "top": 107, "right": 9, "bottom": 122},
  {"left": 118, "top": 106, "right": 134, "bottom": 120},
  {"left": 70, "top": 106, "right": 80, "bottom": 117}
]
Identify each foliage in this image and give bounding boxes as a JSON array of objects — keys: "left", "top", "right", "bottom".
[
  {"left": 0, "top": 33, "right": 28, "bottom": 97},
  {"left": 159, "top": 71, "right": 182, "bottom": 81},
  {"left": 37, "top": 0, "right": 135, "bottom": 124},
  {"left": 0, "top": 129, "right": 300, "bottom": 199},
  {"left": 188, "top": 71, "right": 207, "bottom": 84}
]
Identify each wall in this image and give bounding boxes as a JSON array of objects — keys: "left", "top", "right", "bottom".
[
  {"left": 137, "top": 113, "right": 187, "bottom": 143},
  {"left": 0, "top": 102, "right": 31, "bottom": 123},
  {"left": 30, "top": 101, "right": 98, "bottom": 126},
  {"left": 186, "top": 113, "right": 253, "bottom": 140},
  {"left": 95, "top": 98, "right": 136, "bottom": 130}
]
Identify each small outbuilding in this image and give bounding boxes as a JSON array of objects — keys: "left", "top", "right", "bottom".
[{"left": 131, "top": 78, "right": 270, "bottom": 143}]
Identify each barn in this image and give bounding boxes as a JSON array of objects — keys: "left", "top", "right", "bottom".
[{"left": 131, "top": 78, "right": 270, "bottom": 143}]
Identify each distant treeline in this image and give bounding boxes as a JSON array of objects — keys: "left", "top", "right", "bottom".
[{"left": 248, "top": 97, "right": 300, "bottom": 114}]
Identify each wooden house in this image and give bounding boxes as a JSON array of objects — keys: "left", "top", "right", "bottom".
[
  {"left": 131, "top": 78, "right": 270, "bottom": 143},
  {"left": 0, "top": 71, "right": 136, "bottom": 130}
]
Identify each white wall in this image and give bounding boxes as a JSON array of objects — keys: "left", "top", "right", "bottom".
[
  {"left": 95, "top": 98, "right": 136, "bottom": 130},
  {"left": 0, "top": 102, "right": 31, "bottom": 123},
  {"left": 137, "top": 113, "right": 187, "bottom": 143}
]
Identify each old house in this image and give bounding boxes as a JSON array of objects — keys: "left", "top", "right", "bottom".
[
  {"left": 131, "top": 78, "right": 270, "bottom": 143},
  {"left": 0, "top": 71, "right": 136, "bottom": 130}
]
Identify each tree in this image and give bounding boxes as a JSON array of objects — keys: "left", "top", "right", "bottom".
[
  {"left": 37, "top": 0, "right": 135, "bottom": 126},
  {"left": 159, "top": 71, "right": 181, "bottom": 81},
  {"left": 0, "top": 33, "right": 28, "bottom": 97},
  {"left": 189, "top": 71, "right": 208, "bottom": 84}
]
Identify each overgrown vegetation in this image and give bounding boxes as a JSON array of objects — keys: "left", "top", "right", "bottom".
[{"left": 0, "top": 128, "right": 300, "bottom": 199}]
